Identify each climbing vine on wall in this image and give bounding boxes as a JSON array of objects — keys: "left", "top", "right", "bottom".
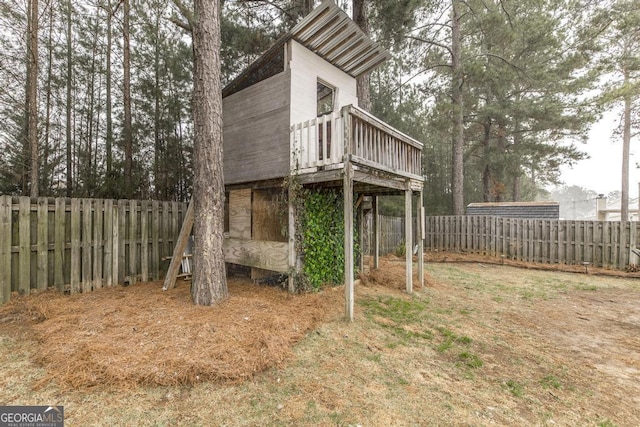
[
  {"left": 301, "top": 189, "right": 345, "bottom": 290},
  {"left": 282, "top": 177, "right": 359, "bottom": 292}
]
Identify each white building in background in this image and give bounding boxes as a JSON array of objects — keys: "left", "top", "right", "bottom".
[{"left": 594, "top": 196, "right": 640, "bottom": 221}]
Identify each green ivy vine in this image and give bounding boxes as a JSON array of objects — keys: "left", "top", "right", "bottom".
[{"left": 282, "top": 177, "right": 358, "bottom": 292}]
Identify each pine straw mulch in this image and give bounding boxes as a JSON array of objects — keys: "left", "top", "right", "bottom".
[{"left": 0, "top": 278, "right": 343, "bottom": 390}]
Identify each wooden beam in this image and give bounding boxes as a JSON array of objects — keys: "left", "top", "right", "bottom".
[
  {"left": 344, "top": 162, "right": 354, "bottom": 322},
  {"left": 162, "top": 198, "right": 194, "bottom": 291},
  {"left": 418, "top": 192, "right": 424, "bottom": 289},
  {"left": 372, "top": 196, "right": 379, "bottom": 269},
  {"left": 405, "top": 187, "right": 413, "bottom": 294},
  {"left": 288, "top": 184, "right": 297, "bottom": 293},
  {"left": 223, "top": 238, "right": 289, "bottom": 272}
]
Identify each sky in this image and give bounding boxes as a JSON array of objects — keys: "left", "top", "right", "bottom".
[{"left": 558, "top": 109, "right": 639, "bottom": 198}]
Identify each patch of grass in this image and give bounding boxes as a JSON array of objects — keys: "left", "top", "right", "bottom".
[
  {"left": 361, "top": 296, "right": 427, "bottom": 324},
  {"left": 505, "top": 380, "right": 524, "bottom": 397},
  {"left": 458, "top": 351, "right": 483, "bottom": 369},
  {"left": 360, "top": 296, "right": 432, "bottom": 346},
  {"left": 435, "top": 327, "right": 473, "bottom": 353},
  {"left": 541, "top": 374, "right": 561, "bottom": 389},
  {"left": 597, "top": 419, "right": 617, "bottom": 427}
]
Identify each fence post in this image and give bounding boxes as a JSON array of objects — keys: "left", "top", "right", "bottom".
[
  {"left": 93, "top": 198, "right": 104, "bottom": 289},
  {"left": 104, "top": 199, "right": 114, "bottom": 287},
  {"left": 54, "top": 198, "right": 65, "bottom": 290},
  {"left": 129, "top": 199, "right": 138, "bottom": 285},
  {"left": 18, "top": 197, "right": 31, "bottom": 295},
  {"left": 82, "top": 198, "right": 93, "bottom": 293},
  {"left": 36, "top": 197, "right": 48, "bottom": 292},
  {"left": 140, "top": 199, "right": 148, "bottom": 283},
  {"left": 70, "top": 198, "right": 81, "bottom": 293},
  {"left": 0, "top": 196, "right": 11, "bottom": 303}
]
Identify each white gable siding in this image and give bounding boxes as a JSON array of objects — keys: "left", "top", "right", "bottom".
[{"left": 289, "top": 40, "right": 358, "bottom": 125}]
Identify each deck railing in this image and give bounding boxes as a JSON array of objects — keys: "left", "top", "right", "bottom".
[{"left": 290, "top": 105, "right": 423, "bottom": 179}]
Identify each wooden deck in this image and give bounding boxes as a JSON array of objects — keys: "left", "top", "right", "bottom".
[{"left": 290, "top": 104, "right": 423, "bottom": 184}]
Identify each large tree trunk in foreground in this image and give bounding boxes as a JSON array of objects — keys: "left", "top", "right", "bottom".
[
  {"left": 451, "top": 0, "right": 464, "bottom": 215},
  {"left": 191, "top": 0, "right": 228, "bottom": 305}
]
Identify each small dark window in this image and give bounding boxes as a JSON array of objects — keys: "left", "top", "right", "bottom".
[{"left": 317, "top": 81, "right": 334, "bottom": 116}]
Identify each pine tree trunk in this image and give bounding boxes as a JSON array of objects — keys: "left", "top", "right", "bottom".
[
  {"left": 27, "top": 0, "right": 39, "bottom": 197},
  {"left": 65, "top": 0, "right": 73, "bottom": 197},
  {"left": 451, "top": 0, "right": 464, "bottom": 215},
  {"left": 621, "top": 67, "right": 631, "bottom": 223},
  {"left": 105, "top": 0, "right": 114, "bottom": 196},
  {"left": 123, "top": 0, "right": 133, "bottom": 198},
  {"left": 42, "top": 1, "right": 54, "bottom": 194},
  {"left": 353, "top": 0, "right": 371, "bottom": 112},
  {"left": 191, "top": 0, "right": 228, "bottom": 305}
]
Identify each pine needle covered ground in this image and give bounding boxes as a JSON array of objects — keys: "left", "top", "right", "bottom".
[{"left": 0, "top": 255, "right": 638, "bottom": 425}]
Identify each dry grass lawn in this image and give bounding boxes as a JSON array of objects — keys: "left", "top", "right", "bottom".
[{"left": 0, "top": 254, "right": 638, "bottom": 426}]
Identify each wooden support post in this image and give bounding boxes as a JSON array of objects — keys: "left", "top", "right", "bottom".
[
  {"left": 357, "top": 199, "right": 364, "bottom": 274},
  {"left": 162, "top": 198, "right": 194, "bottom": 291},
  {"left": 288, "top": 185, "right": 297, "bottom": 293},
  {"left": 344, "top": 162, "right": 354, "bottom": 322},
  {"left": 418, "top": 190, "right": 424, "bottom": 290},
  {"left": 372, "top": 196, "right": 379, "bottom": 269},
  {"left": 405, "top": 186, "right": 413, "bottom": 294}
]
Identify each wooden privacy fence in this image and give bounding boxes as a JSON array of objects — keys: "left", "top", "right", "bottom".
[
  {"left": 425, "top": 215, "right": 640, "bottom": 270},
  {"left": 0, "top": 196, "right": 189, "bottom": 304},
  {"left": 365, "top": 215, "right": 418, "bottom": 256}
]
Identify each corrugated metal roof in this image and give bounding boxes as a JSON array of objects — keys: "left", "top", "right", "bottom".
[{"left": 222, "top": 0, "right": 390, "bottom": 98}]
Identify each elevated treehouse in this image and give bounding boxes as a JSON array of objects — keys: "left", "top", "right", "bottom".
[{"left": 221, "top": 0, "right": 425, "bottom": 320}]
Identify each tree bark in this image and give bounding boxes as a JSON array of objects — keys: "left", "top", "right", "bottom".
[
  {"left": 123, "top": 0, "right": 133, "bottom": 198},
  {"left": 42, "top": 1, "right": 54, "bottom": 194},
  {"left": 451, "top": 0, "right": 464, "bottom": 215},
  {"left": 621, "top": 66, "right": 631, "bottom": 223},
  {"left": 105, "top": 0, "right": 114, "bottom": 196},
  {"left": 65, "top": 0, "right": 73, "bottom": 197},
  {"left": 191, "top": 0, "right": 228, "bottom": 305},
  {"left": 27, "top": 0, "right": 39, "bottom": 197},
  {"left": 353, "top": 0, "right": 371, "bottom": 112}
]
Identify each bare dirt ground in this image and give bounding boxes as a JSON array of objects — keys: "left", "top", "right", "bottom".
[{"left": 0, "top": 253, "right": 638, "bottom": 426}]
